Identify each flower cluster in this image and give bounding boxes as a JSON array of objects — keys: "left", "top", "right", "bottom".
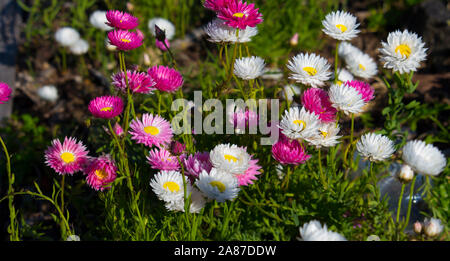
[{"left": 106, "top": 10, "right": 143, "bottom": 51}]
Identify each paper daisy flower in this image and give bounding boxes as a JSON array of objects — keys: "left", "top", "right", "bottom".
[
  {"left": 147, "top": 147, "right": 181, "bottom": 171},
  {"left": 0, "top": 82, "right": 12, "bottom": 104},
  {"left": 423, "top": 218, "right": 444, "bottom": 237},
  {"left": 129, "top": 113, "right": 173, "bottom": 148},
  {"left": 338, "top": 42, "right": 360, "bottom": 59},
  {"left": 379, "top": 30, "right": 427, "bottom": 74},
  {"left": 88, "top": 96, "right": 124, "bottom": 119},
  {"left": 196, "top": 168, "right": 240, "bottom": 203},
  {"left": 69, "top": 39, "right": 89, "bottom": 55},
  {"left": 396, "top": 164, "right": 414, "bottom": 183},
  {"left": 328, "top": 83, "right": 365, "bottom": 115},
  {"left": 279, "top": 106, "right": 321, "bottom": 140},
  {"left": 106, "top": 10, "right": 139, "bottom": 30},
  {"left": 204, "top": 0, "right": 233, "bottom": 11},
  {"left": 45, "top": 137, "right": 89, "bottom": 175},
  {"left": 55, "top": 27, "right": 80, "bottom": 47},
  {"left": 165, "top": 187, "right": 206, "bottom": 213},
  {"left": 336, "top": 68, "right": 354, "bottom": 85},
  {"left": 272, "top": 135, "right": 311, "bottom": 165},
  {"left": 210, "top": 144, "right": 251, "bottom": 175},
  {"left": 356, "top": 133, "right": 395, "bottom": 162},
  {"left": 235, "top": 156, "right": 262, "bottom": 186},
  {"left": 205, "top": 18, "right": 258, "bottom": 43},
  {"left": 84, "top": 155, "right": 117, "bottom": 191},
  {"left": 89, "top": 11, "right": 112, "bottom": 31},
  {"left": 111, "top": 70, "right": 156, "bottom": 94},
  {"left": 301, "top": 88, "right": 337, "bottom": 123},
  {"left": 147, "top": 65, "right": 183, "bottom": 93},
  {"left": 401, "top": 140, "right": 446, "bottom": 176},
  {"left": 322, "top": 10, "right": 360, "bottom": 41},
  {"left": 217, "top": 0, "right": 263, "bottom": 30},
  {"left": 233, "top": 56, "right": 265, "bottom": 80},
  {"left": 107, "top": 29, "right": 143, "bottom": 51},
  {"left": 183, "top": 152, "right": 213, "bottom": 180},
  {"left": 37, "top": 85, "right": 58, "bottom": 102},
  {"left": 150, "top": 170, "right": 188, "bottom": 203},
  {"left": 299, "top": 220, "right": 347, "bottom": 241},
  {"left": 307, "top": 123, "right": 342, "bottom": 148},
  {"left": 345, "top": 51, "right": 378, "bottom": 79},
  {"left": 345, "top": 80, "right": 374, "bottom": 102},
  {"left": 148, "top": 17, "right": 176, "bottom": 40},
  {"left": 287, "top": 53, "right": 332, "bottom": 88}
]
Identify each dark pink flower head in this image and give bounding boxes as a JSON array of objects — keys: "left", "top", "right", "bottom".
[
  {"left": 302, "top": 87, "right": 337, "bottom": 123},
  {"left": 88, "top": 96, "right": 124, "bottom": 119},
  {"left": 204, "top": 0, "right": 234, "bottom": 11},
  {"left": 108, "top": 29, "right": 143, "bottom": 51},
  {"left": 0, "top": 82, "right": 12, "bottom": 104},
  {"left": 147, "top": 147, "right": 181, "bottom": 171},
  {"left": 129, "top": 113, "right": 173, "bottom": 148},
  {"left": 147, "top": 65, "right": 183, "bottom": 93},
  {"left": 217, "top": 0, "right": 263, "bottom": 29},
  {"left": 111, "top": 70, "right": 156, "bottom": 94},
  {"left": 84, "top": 155, "right": 117, "bottom": 191},
  {"left": 106, "top": 10, "right": 139, "bottom": 30},
  {"left": 45, "top": 137, "right": 89, "bottom": 175},
  {"left": 235, "top": 156, "right": 262, "bottom": 186},
  {"left": 170, "top": 141, "right": 186, "bottom": 156},
  {"left": 272, "top": 134, "right": 311, "bottom": 165},
  {"left": 155, "top": 39, "right": 170, "bottom": 52},
  {"left": 183, "top": 152, "right": 213, "bottom": 179},
  {"left": 345, "top": 80, "right": 374, "bottom": 102}
]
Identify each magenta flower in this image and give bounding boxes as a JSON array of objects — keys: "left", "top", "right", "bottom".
[
  {"left": 204, "top": 0, "right": 234, "bottom": 11},
  {"left": 147, "top": 147, "right": 181, "bottom": 171},
  {"left": 0, "top": 82, "right": 12, "bottom": 104},
  {"left": 183, "top": 152, "right": 213, "bottom": 179},
  {"left": 302, "top": 88, "right": 337, "bottom": 123},
  {"left": 170, "top": 141, "right": 186, "bottom": 156},
  {"left": 108, "top": 29, "right": 143, "bottom": 51},
  {"left": 45, "top": 137, "right": 89, "bottom": 175},
  {"left": 88, "top": 96, "right": 124, "bottom": 119},
  {"left": 235, "top": 156, "right": 262, "bottom": 186},
  {"left": 147, "top": 65, "right": 183, "bottom": 93},
  {"left": 217, "top": 0, "right": 263, "bottom": 29},
  {"left": 106, "top": 10, "right": 139, "bottom": 30},
  {"left": 84, "top": 155, "right": 117, "bottom": 191},
  {"left": 272, "top": 135, "right": 311, "bottom": 165},
  {"left": 129, "top": 113, "right": 173, "bottom": 148},
  {"left": 345, "top": 80, "right": 374, "bottom": 102},
  {"left": 111, "top": 70, "right": 156, "bottom": 94},
  {"left": 155, "top": 39, "right": 170, "bottom": 52}
]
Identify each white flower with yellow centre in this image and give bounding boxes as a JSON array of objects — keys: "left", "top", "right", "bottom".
[
  {"left": 322, "top": 11, "right": 360, "bottom": 41},
  {"left": 329, "top": 83, "right": 365, "bottom": 115},
  {"left": 356, "top": 133, "right": 395, "bottom": 162},
  {"left": 345, "top": 51, "right": 378, "bottom": 79},
  {"left": 196, "top": 168, "right": 240, "bottom": 203},
  {"left": 150, "top": 170, "right": 188, "bottom": 203},
  {"left": 279, "top": 106, "right": 321, "bottom": 140},
  {"left": 205, "top": 18, "right": 258, "bottom": 43},
  {"left": 233, "top": 56, "right": 266, "bottom": 80},
  {"left": 307, "top": 123, "right": 342, "bottom": 148},
  {"left": 210, "top": 144, "right": 250, "bottom": 175},
  {"left": 401, "top": 140, "right": 446, "bottom": 176},
  {"left": 287, "top": 53, "right": 332, "bottom": 88},
  {"left": 379, "top": 30, "right": 427, "bottom": 74},
  {"left": 335, "top": 68, "right": 354, "bottom": 86}
]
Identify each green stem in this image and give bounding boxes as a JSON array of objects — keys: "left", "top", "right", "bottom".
[
  {"left": 403, "top": 175, "right": 417, "bottom": 231},
  {"left": 318, "top": 148, "right": 327, "bottom": 190},
  {"left": 281, "top": 165, "right": 292, "bottom": 190},
  {"left": 334, "top": 41, "right": 340, "bottom": 82},
  {"left": 396, "top": 183, "right": 406, "bottom": 223}
]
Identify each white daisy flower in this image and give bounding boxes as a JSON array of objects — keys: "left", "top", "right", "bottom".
[
  {"left": 37, "top": 85, "right": 58, "bottom": 102},
  {"left": 287, "top": 53, "right": 332, "bottom": 88},
  {"left": 55, "top": 27, "right": 80, "bottom": 47},
  {"left": 196, "top": 168, "right": 240, "bottom": 203},
  {"left": 307, "top": 123, "right": 342, "bottom": 148},
  {"left": 322, "top": 10, "right": 360, "bottom": 41},
  {"left": 66, "top": 235, "right": 81, "bottom": 241},
  {"left": 204, "top": 18, "right": 258, "bottom": 43},
  {"left": 423, "top": 218, "right": 444, "bottom": 237},
  {"left": 338, "top": 42, "right": 361, "bottom": 60},
  {"left": 336, "top": 68, "right": 354, "bottom": 85},
  {"left": 89, "top": 11, "right": 112, "bottom": 31},
  {"left": 69, "top": 39, "right": 89, "bottom": 55},
  {"left": 329, "top": 83, "right": 365, "bottom": 115},
  {"left": 233, "top": 56, "right": 265, "bottom": 80},
  {"left": 345, "top": 51, "right": 378, "bottom": 79},
  {"left": 379, "top": 30, "right": 427, "bottom": 74},
  {"left": 299, "top": 220, "right": 347, "bottom": 241},
  {"left": 150, "top": 170, "right": 188, "bottom": 203},
  {"left": 356, "top": 132, "right": 395, "bottom": 162},
  {"left": 210, "top": 144, "right": 250, "bottom": 175},
  {"left": 279, "top": 106, "right": 321, "bottom": 140},
  {"left": 164, "top": 187, "right": 206, "bottom": 213},
  {"left": 148, "top": 17, "right": 176, "bottom": 40},
  {"left": 401, "top": 140, "right": 446, "bottom": 176},
  {"left": 396, "top": 164, "right": 414, "bottom": 183}
]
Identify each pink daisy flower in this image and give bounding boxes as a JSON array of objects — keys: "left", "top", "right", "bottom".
[
  {"left": 235, "top": 156, "right": 262, "bottom": 186},
  {"left": 345, "top": 80, "right": 374, "bottom": 102},
  {"left": 106, "top": 10, "right": 139, "bottom": 30},
  {"left": 108, "top": 29, "right": 143, "bottom": 51},
  {"left": 147, "top": 147, "right": 181, "bottom": 171},
  {"left": 111, "top": 70, "right": 156, "bottom": 94},
  {"left": 155, "top": 39, "right": 170, "bottom": 52},
  {"left": 88, "top": 96, "right": 124, "bottom": 119},
  {"left": 45, "top": 137, "right": 89, "bottom": 175},
  {"left": 129, "top": 113, "right": 173, "bottom": 148},
  {"left": 147, "top": 65, "right": 183, "bottom": 93},
  {"left": 217, "top": 0, "right": 263, "bottom": 30},
  {"left": 0, "top": 82, "right": 12, "bottom": 104},
  {"left": 84, "top": 155, "right": 117, "bottom": 191},
  {"left": 204, "top": 0, "right": 234, "bottom": 11},
  {"left": 272, "top": 134, "right": 311, "bottom": 165},
  {"left": 301, "top": 88, "right": 337, "bottom": 123},
  {"left": 183, "top": 152, "right": 213, "bottom": 179}
]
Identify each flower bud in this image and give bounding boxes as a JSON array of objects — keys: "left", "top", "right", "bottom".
[
  {"left": 290, "top": 33, "right": 298, "bottom": 46},
  {"left": 170, "top": 141, "right": 186, "bottom": 156},
  {"left": 423, "top": 218, "right": 443, "bottom": 237},
  {"left": 413, "top": 221, "right": 422, "bottom": 234},
  {"left": 143, "top": 53, "right": 151, "bottom": 66},
  {"left": 154, "top": 24, "right": 166, "bottom": 42},
  {"left": 126, "top": 2, "right": 134, "bottom": 11},
  {"left": 398, "top": 164, "right": 414, "bottom": 183}
]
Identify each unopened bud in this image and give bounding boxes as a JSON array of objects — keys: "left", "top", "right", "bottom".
[
  {"left": 423, "top": 218, "right": 443, "bottom": 237},
  {"left": 143, "top": 53, "right": 151, "bottom": 66},
  {"left": 126, "top": 2, "right": 134, "bottom": 11},
  {"left": 413, "top": 221, "right": 422, "bottom": 234},
  {"left": 154, "top": 25, "right": 166, "bottom": 42},
  {"left": 290, "top": 33, "right": 298, "bottom": 46},
  {"left": 398, "top": 164, "right": 414, "bottom": 183}
]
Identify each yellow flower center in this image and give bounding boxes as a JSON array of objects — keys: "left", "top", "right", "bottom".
[
  {"left": 210, "top": 181, "right": 226, "bottom": 193},
  {"left": 302, "top": 67, "right": 317, "bottom": 76},
  {"left": 233, "top": 12, "right": 245, "bottom": 18},
  {"left": 320, "top": 130, "right": 328, "bottom": 138},
  {"left": 358, "top": 64, "right": 366, "bottom": 71},
  {"left": 95, "top": 169, "right": 108, "bottom": 180},
  {"left": 293, "top": 120, "right": 306, "bottom": 131},
  {"left": 336, "top": 24, "right": 347, "bottom": 32},
  {"left": 337, "top": 80, "right": 343, "bottom": 86},
  {"left": 395, "top": 44, "right": 411, "bottom": 58},
  {"left": 121, "top": 38, "right": 131, "bottom": 43},
  {"left": 60, "top": 152, "right": 75, "bottom": 164},
  {"left": 144, "top": 126, "right": 160, "bottom": 135},
  {"left": 163, "top": 181, "right": 180, "bottom": 192},
  {"left": 100, "top": 106, "right": 113, "bottom": 112},
  {"left": 224, "top": 154, "right": 238, "bottom": 163}
]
